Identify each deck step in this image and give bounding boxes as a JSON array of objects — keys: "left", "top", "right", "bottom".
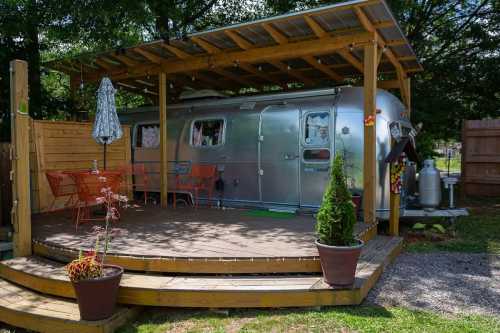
[
  {"left": 0, "top": 277, "right": 139, "bottom": 333},
  {"left": 0, "top": 235, "right": 402, "bottom": 308}
]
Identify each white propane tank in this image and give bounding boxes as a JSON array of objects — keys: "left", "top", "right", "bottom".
[{"left": 419, "top": 159, "right": 441, "bottom": 209}]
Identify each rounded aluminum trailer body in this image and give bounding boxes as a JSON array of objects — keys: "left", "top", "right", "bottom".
[{"left": 119, "top": 86, "right": 412, "bottom": 216}]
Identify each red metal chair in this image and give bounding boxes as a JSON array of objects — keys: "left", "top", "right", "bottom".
[
  {"left": 117, "top": 163, "right": 149, "bottom": 205},
  {"left": 70, "top": 171, "right": 123, "bottom": 230},
  {"left": 45, "top": 171, "right": 77, "bottom": 212},
  {"left": 174, "top": 164, "right": 216, "bottom": 208}
]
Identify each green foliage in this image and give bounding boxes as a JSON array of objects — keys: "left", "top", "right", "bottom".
[
  {"left": 316, "top": 154, "right": 356, "bottom": 246},
  {"left": 117, "top": 306, "right": 500, "bottom": 333},
  {"left": 431, "top": 224, "right": 446, "bottom": 234},
  {"left": 406, "top": 211, "right": 500, "bottom": 254},
  {"left": 412, "top": 223, "right": 426, "bottom": 230}
]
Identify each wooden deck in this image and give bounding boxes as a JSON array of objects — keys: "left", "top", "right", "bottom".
[
  {"left": 0, "top": 278, "right": 138, "bottom": 333},
  {"left": 32, "top": 207, "right": 377, "bottom": 274},
  {"left": 0, "top": 235, "right": 402, "bottom": 308}
]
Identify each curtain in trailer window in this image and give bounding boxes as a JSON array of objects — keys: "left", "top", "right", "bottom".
[
  {"left": 305, "top": 112, "right": 329, "bottom": 146},
  {"left": 192, "top": 119, "right": 224, "bottom": 147}
]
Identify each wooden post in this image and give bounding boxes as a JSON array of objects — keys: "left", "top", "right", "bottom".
[
  {"left": 159, "top": 72, "right": 168, "bottom": 208},
  {"left": 363, "top": 38, "right": 377, "bottom": 225},
  {"left": 389, "top": 77, "right": 410, "bottom": 236},
  {"left": 10, "top": 60, "right": 32, "bottom": 257}
]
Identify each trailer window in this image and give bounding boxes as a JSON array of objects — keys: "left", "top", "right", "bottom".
[
  {"left": 136, "top": 124, "right": 160, "bottom": 148},
  {"left": 304, "top": 112, "right": 329, "bottom": 146},
  {"left": 303, "top": 149, "right": 330, "bottom": 162},
  {"left": 191, "top": 119, "right": 224, "bottom": 147}
]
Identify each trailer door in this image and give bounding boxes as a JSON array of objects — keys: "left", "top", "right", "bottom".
[{"left": 259, "top": 105, "right": 300, "bottom": 206}]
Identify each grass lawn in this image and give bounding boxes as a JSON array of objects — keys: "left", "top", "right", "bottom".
[
  {"left": 404, "top": 197, "right": 500, "bottom": 254},
  {"left": 118, "top": 306, "right": 499, "bottom": 333}
]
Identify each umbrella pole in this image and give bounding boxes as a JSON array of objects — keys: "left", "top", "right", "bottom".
[
  {"left": 104, "top": 142, "right": 107, "bottom": 170},
  {"left": 103, "top": 137, "right": 108, "bottom": 170}
]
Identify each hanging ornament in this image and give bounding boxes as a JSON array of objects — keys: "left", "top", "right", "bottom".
[{"left": 390, "top": 156, "right": 405, "bottom": 194}]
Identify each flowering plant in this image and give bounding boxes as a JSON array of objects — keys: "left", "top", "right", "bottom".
[{"left": 66, "top": 175, "right": 128, "bottom": 282}]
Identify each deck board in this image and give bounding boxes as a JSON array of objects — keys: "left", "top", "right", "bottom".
[
  {"left": 0, "top": 235, "right": 402, "bottom": 308},
  {"left": 32, "top": 207, "right": 377, "bottom": 274},
  {"left": 0, "top": 278, "right": 139, "bottom": 333}
]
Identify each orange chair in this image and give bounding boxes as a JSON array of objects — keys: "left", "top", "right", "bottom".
[
  {"left": 45, "top": 171, "right": 77, "bottom": 212},
  {"left": 173, "top": 164, "right": 216, "bottom": 208},
  {"left": 118, "top": 163, "right": 150, "bottom": 205},
  {"left": 71, "top": 171, "right": 123, "bottom": 230}
]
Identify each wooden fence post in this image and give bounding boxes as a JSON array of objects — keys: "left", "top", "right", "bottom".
[{"left": 10, "top": 59, "right": 32, "bottom": 257}]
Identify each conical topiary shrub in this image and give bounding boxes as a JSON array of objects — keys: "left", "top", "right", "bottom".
[{"left": 316, "top": 153, "right": 357, "bottom": 246}]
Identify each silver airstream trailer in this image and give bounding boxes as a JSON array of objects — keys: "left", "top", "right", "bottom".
[{"left": 119, "top": 86, "right": 415, "bottom": 216}]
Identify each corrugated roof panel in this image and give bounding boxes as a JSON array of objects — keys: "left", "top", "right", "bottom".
[
  {"left": 237, "top": 25, "right": 276, "bottom": 47},
  {"left": 378, "top": 26, "right": 402, "bottom": 43},
  {"left": 315, "top": 9, "right": 360, "bottom": 32},
  {"left": 273, "top": 16, "right": 313, "bottom": 39},
  {"left": 363, "top": 2, "right": 391, "bottom": 22},
  {"left": 203, "top": 32, "right": 237, "bottom": 50},
  {"left": 390, "top": 44, "right": 413, "bottom": 58}
]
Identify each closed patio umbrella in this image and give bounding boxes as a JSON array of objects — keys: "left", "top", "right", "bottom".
[{"left": 92, "top": 77, "right": 123, "bottom": 170}]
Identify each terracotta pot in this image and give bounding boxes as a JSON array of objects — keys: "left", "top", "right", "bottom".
[
  {"left": 72, "top": 265, "right": 123, "bottom": 321},
  {"left": 315, "top": 239, "right": 364, "bottom": 287}
]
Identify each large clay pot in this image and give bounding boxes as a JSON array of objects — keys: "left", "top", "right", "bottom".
[
  {"left": 315, "top": 240, "right": 364, "bottom": 287},
  {"left": 72, "top": 265, "right": 123, "bottom": 321}
]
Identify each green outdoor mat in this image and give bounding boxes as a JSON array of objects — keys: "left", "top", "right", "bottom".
[{"left": 244, "top": 209, "right": 296, "bottom": 219}]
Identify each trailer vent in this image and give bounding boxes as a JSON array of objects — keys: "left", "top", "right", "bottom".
[{"left": 179, "top": 89, "right": 228, "bottom": 100}]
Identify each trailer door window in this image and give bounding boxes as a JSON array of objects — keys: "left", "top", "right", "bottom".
[
  {"left": 136, "top": 124, "right": 160, "bottom": 148},
  {"left": 191, "top": 119, "right": 224, "bottom": 147},
  {"left": 304, "top": 112, "right": 330, "bottom": 146},
  {"left": 303, "top": 149, "right": 330, "bottom": 162}
]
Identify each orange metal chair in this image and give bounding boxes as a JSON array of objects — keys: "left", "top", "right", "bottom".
[
  {"left": 117, "top": 163, "right": 149, "bottom": 205},
  {"left": 45, "top": 171, "right": 77, "bottom": 212},
  {"left": 71, "top": 171, "right": 123, "bottom": 230},
  {"left": 173, "top": 164, "right": 216, "bottom": 208}
]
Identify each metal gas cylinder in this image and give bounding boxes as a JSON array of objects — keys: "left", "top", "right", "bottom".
[{"left": 418, "top": 159, "right": 441, "bottom": 209}]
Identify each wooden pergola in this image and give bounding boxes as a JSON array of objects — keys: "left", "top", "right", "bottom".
[{"left": 46, "top": 0, "right": 421, "bottom": 229}]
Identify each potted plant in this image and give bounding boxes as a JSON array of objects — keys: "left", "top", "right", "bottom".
[
  {"left": 315, "top": 154, "right": 363, "bottom": 287},
  {"left": 66, "top": 176, "right": 127, "bottom": 321}
]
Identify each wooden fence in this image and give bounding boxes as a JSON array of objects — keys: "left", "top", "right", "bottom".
[
  {"left": 0, "top": 143, "right": 12, "bottom": 226},
  {"left": 31, "top": 120, "right": 132, "bottom": 212},
  {"left": 461, "top": 119, "right": 500, "bottom": 197}
]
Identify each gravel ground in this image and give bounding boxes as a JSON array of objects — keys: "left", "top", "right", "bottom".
[{"left": 365, "top": 252, "right": 500, "bottom": 317}]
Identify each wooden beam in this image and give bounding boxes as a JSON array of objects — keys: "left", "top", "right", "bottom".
[
  {"left": 363, "top": 39, "right": 378, "bottom": 225},
  {"left": 133, "top": 47, "right": 164, "bottom": 64},
  {"left": 262, "top": 23, "right": 289, "bottom": 45},
  {"left": 9, "top": 60, "right": 32, "bottom": 257},
  {"left": 81, "top": 32, "right": 374, "bottom": 82},
  {"left": 304, "top": 15, "right": 327, "bottom": 38},
  {"left": 160, "top": 43, "right": 192, "bottom": 59},
  {"left": 385, "top": 39, "right": 406, "bottom": 47},
  {"left": 224, "top": 30, "right": 254, "bottom": 50},
  {"left": 303, "top": 56, "right": 343, "bottom": 82},
  {"left": 110, "top": 54, "right": 140, "bottom": 67},
  {"left": 191, "top": 36, "right": 221, "bottom": 54},
  {"left": 159, "top": 72, "right": 168, "bottom": 208},
  {"left": 377, "top": 80, "right": 399, "bottom": 90},
  {"left": 373, "top": 20, "right": 394, "bottom": 29},
  {"left": 337, "top": 49, "right": 364, "bottom": 72}
]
